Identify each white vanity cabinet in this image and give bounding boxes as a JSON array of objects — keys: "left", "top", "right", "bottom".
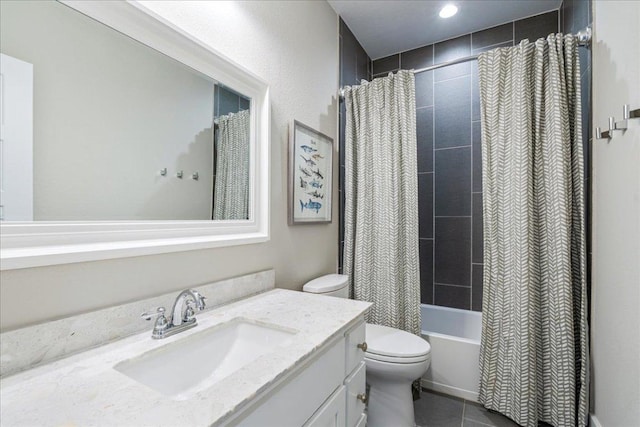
[
  {"left": 342, "top": 321, "right": 367, "bottom": 427},
  {"left": 232, "top": 319, "right": 367, "bottom": 427},
  {"left": 0, "top": 289, "right": 371, "bottom": 427}
]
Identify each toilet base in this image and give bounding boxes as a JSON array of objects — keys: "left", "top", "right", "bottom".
[{"left": 366, "top": 375, "right": 416, "bottom": 427}]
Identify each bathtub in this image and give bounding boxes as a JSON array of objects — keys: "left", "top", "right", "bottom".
[{"left": 420, "top": 304, "right": 482, "bottom": 402}]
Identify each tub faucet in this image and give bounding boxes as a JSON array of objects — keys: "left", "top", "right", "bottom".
[{"left": 141, "top": 289, "right": 206, "bottom": 339}]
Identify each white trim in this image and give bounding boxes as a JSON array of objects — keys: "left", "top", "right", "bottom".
[
  {"left": 421, "top": 378, "right": 479, "bottom": 402},
  {"left": 0, "top": 1, "right": 270, "bottom": 270},
  {"left": 589, "top": 414, "right": 603, "bottom": 427}
]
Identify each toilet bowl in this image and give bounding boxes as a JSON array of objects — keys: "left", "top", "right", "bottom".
[{"left": 303, "top": 274, "right": 431, "bottom": 427}]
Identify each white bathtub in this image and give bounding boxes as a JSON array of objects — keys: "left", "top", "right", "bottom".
[{"left": 420, "top": 304, "right": 482, "bottom": 402}]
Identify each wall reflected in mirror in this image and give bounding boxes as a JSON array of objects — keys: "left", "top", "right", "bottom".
[{"left": 0, "top": 0, "right": 251, "bottom": 222}]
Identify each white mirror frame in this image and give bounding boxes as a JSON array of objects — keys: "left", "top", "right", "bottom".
[{"left": 0, "top": 1, "right": 270, "bottom": 270}]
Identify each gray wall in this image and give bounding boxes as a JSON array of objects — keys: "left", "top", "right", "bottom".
[
  {"left": 0, "top": 0, "right": 339, "bottom": 331},
  {"left": 366, "top": 11, "right": 563, "bottom": 311},
  {"left": 590, "top": 1, "right": 639, "bottom": 424},
  {"left": 1, "top": 1, "right": 215, "bottom": 221}
]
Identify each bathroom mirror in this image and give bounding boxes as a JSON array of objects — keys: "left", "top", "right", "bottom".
[{"left": 0, "top": 1, "right": 270, "bottom": 269}]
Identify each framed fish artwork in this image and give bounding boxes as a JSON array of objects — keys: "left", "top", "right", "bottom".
[{"left": 288, "top": 120, "right": 333, "bottom": 224}]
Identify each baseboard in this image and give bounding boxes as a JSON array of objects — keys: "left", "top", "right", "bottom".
[
  {"left": 589, "top": 414, "right": 603, "bottom": 427},
  {"left": 421, "top": 378, "right": 479, "bottom": 402}
]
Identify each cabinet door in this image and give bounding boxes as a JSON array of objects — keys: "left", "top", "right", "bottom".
[
  {"left": 344, "top": 362, "right": 366, "bottom": 427},
  {"left": 235, "top": 337, "right": 345, "bottom": 426},
  {"left": 344, "top": 320, "right": 366, "bottom": 375},
  {"left": 304, "top": 386, "right": 346, "bottom": 427}
]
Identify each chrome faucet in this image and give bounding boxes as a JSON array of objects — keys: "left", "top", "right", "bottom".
[{"left": 141, "top": 289, "right": 206, "bottom": 339}]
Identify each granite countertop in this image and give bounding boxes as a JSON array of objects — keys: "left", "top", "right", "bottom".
[{"left": 0, "top": 289, "right": 371, "bottom": 427}]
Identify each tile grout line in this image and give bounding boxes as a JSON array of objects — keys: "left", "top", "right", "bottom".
[
  {"left": 469, "top": 53, "right": 474, "bottom": 310},
  {"left": 434, "top": 72, "right": 473, "bottom": 84},
  {"left": 432, "top": 42, "right": 436, "bottom": 305},
  {"left": 461, "top": 400, "right": 466, "bottom": 427},
  {"left": 473, "top": 39, "right": 515, "bottom": 53},
  {"left": 435, "top": 282, "right": 472, "bottom": 289},
  {"left": 435, "top": 145, "right": 472, "bottom": 151}
]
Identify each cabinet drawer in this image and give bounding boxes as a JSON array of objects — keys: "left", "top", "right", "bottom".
[
  {"left": 303, "top": 386, "right": 346, "bottom": 427},
  {"left": 344, "top": 320, "right": 366, "bottom": 375},
  {"left": 344, "top": 362, "right": 366, "bottom": 427}
]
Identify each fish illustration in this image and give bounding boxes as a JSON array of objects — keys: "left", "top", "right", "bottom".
[
  {"left": 300, "top": 145, "right": 317, "bottom": 153},
  {"left": 300, "top": 155, "right": 317, "bottom": 167},
  {"left": 300, "top": 198, "right": 322, "bottom": 213},
  {"left": 311, "top": 168, "right": 324, "bottom": 180},
  {"left": 300, "top": 177, "right": 308, "bottom": 189},
  {"left": 311, "top": 153, "right": 325, "bottom": 161},
  {"left": 307, "top": 190, "right": 324, "bottom": 199},
  {"left": 309, "top": 180, "right": 323, "bottom": 189},
  {"left": 299, "top": 166, "right": 312, "bottom": 177}
]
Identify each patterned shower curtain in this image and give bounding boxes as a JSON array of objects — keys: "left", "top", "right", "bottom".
[
  {"left": 343, "top": 70, "right": 421, "bottom": 336},
  {"left": 213, "top": 109, "right": 250, "bottom": 220},
  {"left": 477, "top": 35, "right": 588, "bottom": 427}
]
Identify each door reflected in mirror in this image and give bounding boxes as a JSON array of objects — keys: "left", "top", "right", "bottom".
[{"left": 0, "top": 0, "right": 251, "bottom": 222}]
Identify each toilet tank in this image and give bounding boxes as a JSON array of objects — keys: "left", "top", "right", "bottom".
[{"left": 303, "top": 274, "right": 349, "bottom": 298}]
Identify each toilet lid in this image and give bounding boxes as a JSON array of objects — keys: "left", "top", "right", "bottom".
[
  {"left": 303, "top": 274, "right": 348, "bottom": 294},
  {"left": 365, "top": 323, "right": 431, "bottom": 360}
]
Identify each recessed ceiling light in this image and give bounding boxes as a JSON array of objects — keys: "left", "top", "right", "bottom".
[{"left": 439, "top": 4, "right": 458, "bottom": 18}]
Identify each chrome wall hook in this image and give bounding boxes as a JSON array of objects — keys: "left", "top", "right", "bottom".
[
  {"left": 595, "top": 117, "right": 616, "bottom": 140},
  {"left": 595, "top": 126, "right": 611, "bottom": 140},
  {"left": 595, "top": 105, "right": 640, "bottom": 140},
  {"left": 191, "top": 172, "right": 199, "bottom": 181},
  {"left": 609, "top": 116, "right": 626, "bottom": 133},
  {"left": 159, "top": 168, "right": 167, "bottom": 176},
  {"left": 176, "top": 170, "right": 183, "bottom": 179}
]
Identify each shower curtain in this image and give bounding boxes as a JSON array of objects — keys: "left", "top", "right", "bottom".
[
  {"left": 213, "top": 109, "right": 250, "bottom": 220},
  {"left": 342, "top": 70, "right": 420, "bottom": 336},
  {"left": 477, "top": 35, "right": 588, "bottom": 427}
]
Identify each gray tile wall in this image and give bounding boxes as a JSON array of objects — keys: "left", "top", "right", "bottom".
[
  {"left": 214, "top": 85, "right": 249, "bottom": 118},
  {"left": 338, "top": 6, "right": 591, "bottom": 312},
  {"left": 370, "top": 10, "right": 561, "bottom": 311},
  {"left": 338, "top": 19, "right": 372, "bottom": 273}
]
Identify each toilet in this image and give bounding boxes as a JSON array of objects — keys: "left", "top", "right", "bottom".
[{"left": 303, "top": 274, "right": 431, "bottom": 427}]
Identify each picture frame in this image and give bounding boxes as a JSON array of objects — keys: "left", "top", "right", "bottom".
[{"left": 288, "top": 120, "right": 333, "bottom": 224}]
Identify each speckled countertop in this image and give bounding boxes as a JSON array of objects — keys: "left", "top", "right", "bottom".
[{"left": 0, "top": 289, "right": 371, "bottom": 427}]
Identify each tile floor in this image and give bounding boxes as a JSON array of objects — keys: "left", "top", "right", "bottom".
[{"left": 414, "top": 389, "right": 520, "bottom": 427}]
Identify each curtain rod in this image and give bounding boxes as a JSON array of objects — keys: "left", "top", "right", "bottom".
[{"left": 339, "top": 26, "right": 591, "bottom": 98}]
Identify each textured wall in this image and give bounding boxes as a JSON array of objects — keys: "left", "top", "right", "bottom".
[
  {"left": 0, "top": 1, "right": 339, "bottom": 331},
  {"left": 590, "top": 1, "right": 640, "bottom": 424}
]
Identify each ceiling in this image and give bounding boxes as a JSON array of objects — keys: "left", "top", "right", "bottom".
[{"left": 328, "top": 0, "right": 562, "bottom": 59}]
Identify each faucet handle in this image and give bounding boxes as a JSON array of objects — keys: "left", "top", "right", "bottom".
[
  {"left": 142, "top": 307, "right": 169, "bottom": 338},
  {"left": 184, "top": 301, "right": 197, "bottom": 322},
  {"left": 141, "top": 306, "right": 166, "bottom": 321}
]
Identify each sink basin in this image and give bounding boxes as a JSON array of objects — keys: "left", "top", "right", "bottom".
[{"left": 114, "top": 318, "right": 296, "bottom": 399}]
